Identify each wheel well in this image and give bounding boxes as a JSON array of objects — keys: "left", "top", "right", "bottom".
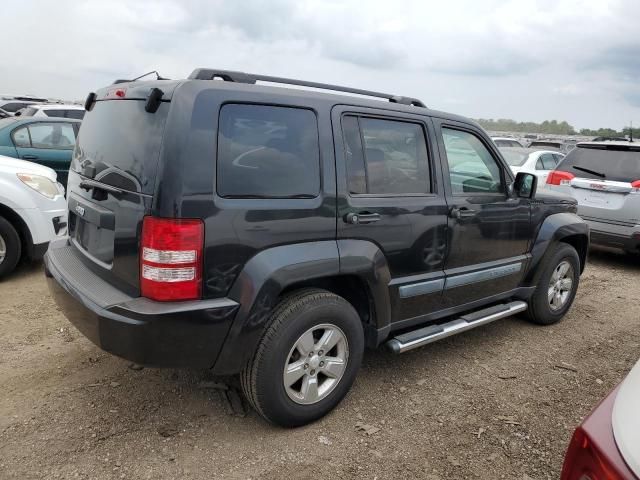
[
  {"left": 0, "top": 203, "right": 32, "bottom": 260},
  {"left": 280, "top": 275, "right": 375, "bottom": 327},
  {"left": 560, "top": 234, "right": 588, "bottom": 273}
]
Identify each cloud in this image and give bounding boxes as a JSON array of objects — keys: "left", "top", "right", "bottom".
[{"left": 1, "top": 0, "right": 640, "bottom": 128}]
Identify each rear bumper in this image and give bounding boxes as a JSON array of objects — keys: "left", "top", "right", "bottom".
[
  {"left": 45, "top": 239, "right": 239, "bottom": 368},
  {"left": 589, "top": 230, "right": 640, "bottom": 252}
]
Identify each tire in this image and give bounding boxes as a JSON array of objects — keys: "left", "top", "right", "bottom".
[
  {"left": 240, "top": 288, "right": 364, "bottom": 427},
  {"left": 0, "top": 216, "right": 21, "bottom": 279},
  {"left": 526, "top": 243, "right": 580, "bottom": 325}
]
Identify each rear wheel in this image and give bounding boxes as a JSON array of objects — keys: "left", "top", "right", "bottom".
[
  {"left": 0, "top": 216, "right": 21, "bottom": 279},
  {"left": 526, "top": 243, "right": 580, "bottom": 325},
  {"left": 241, "top": 289, "right": 364, "bottom": 427}
]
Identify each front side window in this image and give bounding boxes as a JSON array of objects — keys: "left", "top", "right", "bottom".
[
  {"left": 344, "top": 115, "right": 430, "bottom": 195},
  {"left": 217, "top": 104, "right": 320, "bottom": 198},
  {"left": 442, "top": 128, "right": 504, "bottom": 194},
  {"left": 28, "top": 123, "right": 76, "bottom": 149}
]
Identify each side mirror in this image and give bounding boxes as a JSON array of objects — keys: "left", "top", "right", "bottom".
[{"left": 514, "top": 172, "right": 537, "bottom": 199}]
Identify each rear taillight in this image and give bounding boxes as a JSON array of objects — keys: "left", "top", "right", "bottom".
[
  {"left": 547, "top": 170, "right": 575, "bottom": 185},
  {"left": 631, "top": 180, "right": 640, "bottom": 191},
  {"left": 561, "top": 426, "right": 629, "bottom": 480},
  {"left": 140, "top": 216, "right": 204, "bottom": 302}
]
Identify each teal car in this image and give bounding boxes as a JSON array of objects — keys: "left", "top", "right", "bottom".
[{"left": 0, "top": 117, "right": 81, "bottom": 187}]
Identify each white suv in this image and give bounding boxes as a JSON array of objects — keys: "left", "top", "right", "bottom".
[
  {"left": 16, "top": 104, "right": 85, "bottom": 120},
  {"left": 546, "top": 141, "right": 640, "bottom": 255},
  {"left": 0, "top": 154, "right": 67, "bottom": 277}
]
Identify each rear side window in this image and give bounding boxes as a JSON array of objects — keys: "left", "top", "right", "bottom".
[
  {"left": 559, "top": 146, "right": 640, "bottom": 182},
  {"left": 343, "top": 115, "right": 430, "bottom": 195},
  {"left": 217, "top": 104, "right": 320, "bottom": 198},
  {"left": 44, "top": 109, "right": 64, "bottom": 117},
  {"left": 65, "top": 110, "right": 85, "bottom": 119}
]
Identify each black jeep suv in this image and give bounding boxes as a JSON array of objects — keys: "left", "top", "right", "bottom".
[{"left": 45, "top": 69, "right": 589, "bottom": 427}]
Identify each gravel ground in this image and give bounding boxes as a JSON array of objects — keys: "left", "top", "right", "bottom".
[{"left": 1, "top": 248, "right": 639, "bottom": 480}]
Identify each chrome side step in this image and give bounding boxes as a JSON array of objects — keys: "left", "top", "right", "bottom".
[{"left": 385, "top": 300, "right": 528, "bottom": 354}]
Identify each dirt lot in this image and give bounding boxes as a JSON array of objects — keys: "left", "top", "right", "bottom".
[{"left": 1, "top": 249, "right": 639, "bottom": 480}]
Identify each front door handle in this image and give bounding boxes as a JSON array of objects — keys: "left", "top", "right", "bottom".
[
  {"left": 450, "top": 207, "right": 476, "bottom": 219},
  {"left": 22, "top": 154, "right": 39, "bottom": 160},
  {"left": 345, "top": 212, "right": 381, "bottom": 225}
]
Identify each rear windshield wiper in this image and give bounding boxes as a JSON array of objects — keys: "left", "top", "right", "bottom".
[{"left": 572, "top": 166, "right": 606, "bottom": 178}]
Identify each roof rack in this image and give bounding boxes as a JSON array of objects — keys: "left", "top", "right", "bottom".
[{"left": 188, "top": 68, "right": 426, "bottom": 108}]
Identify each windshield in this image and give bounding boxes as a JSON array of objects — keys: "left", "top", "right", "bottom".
[
  {"left": 559, "top": 146, "right": 640, "bottom": 182},
  {"left": 500, "top": 148, "right": 529, "bottom": 166}
]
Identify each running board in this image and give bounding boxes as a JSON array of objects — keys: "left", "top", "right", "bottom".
[{"left": 385, "top": 301, "right": 528, "bottom": 354}]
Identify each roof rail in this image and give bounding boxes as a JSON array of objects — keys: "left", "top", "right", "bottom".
[{"left": 188, "top": 68, "right": 426, "bottom": 108}]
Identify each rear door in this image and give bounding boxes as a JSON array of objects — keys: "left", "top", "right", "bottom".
[
  {"left": 333, "top": 106, "right": 449, "bottom": 324},
  {"left": 66, "top": 97, "right": 169, "bottom": 296},
  {"left": 12, "top": 121, "right": 76, "bottom": 185},
  {"left": 434, "top": 119, "right": 531, "bottom": 307},
  {"left": 554, "top": 145, "right": 640, "bottom": 226}
]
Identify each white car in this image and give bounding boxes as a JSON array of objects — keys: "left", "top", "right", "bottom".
[
  {"left": 491, "top": 136, "right": 524, "bottom": 148},
  {"left": 0, "top": 154, "right": 67, "bottom": 277},
  {"left": 16, "top": 104, "right": 85, "bottom": 120},
  {"left": 499, "top": 147, "right": 564, "bottom": 187}
]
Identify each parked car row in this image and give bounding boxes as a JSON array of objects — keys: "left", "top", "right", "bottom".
[{"left": 0, "top": 71, "right": 637, "bottom": 477}]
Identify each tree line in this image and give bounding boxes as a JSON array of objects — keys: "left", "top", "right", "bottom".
[{"left": 476, "top": 118, "right": 639, "bottom": 138}]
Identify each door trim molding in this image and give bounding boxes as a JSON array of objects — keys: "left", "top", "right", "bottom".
[
  {"left": 445, "top": 262, "right": 523, "bottom": 290},
  {"left": 398, "top": 278, "right": 445, "bottom": 298}
]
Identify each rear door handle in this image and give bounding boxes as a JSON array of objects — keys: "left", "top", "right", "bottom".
[
  {"left": 450, "top": 207, "right": 476, "bottom": 219},
  {"left": 345, "top": 212, "right": 381, "bottom": 225},
  {"left": 22, "top": 154, "right": 38, "bottom": 160}
]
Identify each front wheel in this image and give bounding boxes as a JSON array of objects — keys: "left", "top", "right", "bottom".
[
  {"left": 0, "top": 216, "right": 21, "bottom": 279},
  {"left": 240, "top": 289, "right": 364, "bottom": 427},
  {"left": 526, "top": 243, "right": 580, "bottom": 325}
]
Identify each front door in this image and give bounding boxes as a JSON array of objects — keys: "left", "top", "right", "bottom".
[
  {"left": 434, "top": 120, "right": 531, "bottom": 307},
  {"left": 333, "top": 106, "right": 449, "bottom": 324},
  {"left": 12, "top": 122, "right": 76, "bottom": 185}
]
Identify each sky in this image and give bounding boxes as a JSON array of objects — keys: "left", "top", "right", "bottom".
[{"left": 2, "top": 0, "right": 639, "bottom": 130}]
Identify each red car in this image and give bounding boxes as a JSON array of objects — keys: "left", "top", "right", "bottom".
[{"left": 561, "top": 360, "right": 640, "bottom": 479}]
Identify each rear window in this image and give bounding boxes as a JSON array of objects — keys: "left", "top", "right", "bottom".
[
  {"left": 559, "top": 146, "right": 640, "bottom": 182},
  {"left": 501, "top": 149, "right": 529, "bottom": 167},
  {"left": 20, "top": 107, "right": 38, "bottom": 117},
  {"left": 71, "top": 100, "right": 168, "bottom": 194},
  {"left": 217, "top": 104, "right": 320, "bottom": 198}
]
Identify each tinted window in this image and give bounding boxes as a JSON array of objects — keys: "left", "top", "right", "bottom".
[
  {"left": 443, "top": 128, "right": 504, "bottom": 194},
  {"left": 559, "top": 146, "right": 640, "bottom": 182},
  {"left": 71, "top": 100, "right": 168, "bottom": 194},
  {"left": 345, "top": 116, "right": 430, "bottom": 195},
  {"left": 12, "top": 126, "right": 30, "bottom": 147},
  {"left": 217, "top": 104, "right": 320, "bottom": 198},
  {"left": 1, "top": 102, "right": 29, "bottom": 113},
  {"left": 65, "top": 110, "right": 85, "bottom": 119},
  {"left": 44, "top": 109, "right": 65, "bottom": 118},
  {"left": 28, "top": 123, "right": 75, "bottom": 149}
]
